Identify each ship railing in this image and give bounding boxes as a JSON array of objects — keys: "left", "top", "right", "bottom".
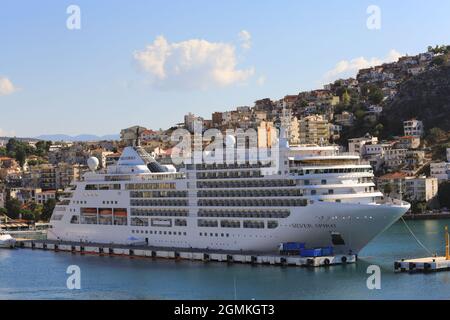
[{"left": 376, "top": 197, "right": 409, "bottom": 206}]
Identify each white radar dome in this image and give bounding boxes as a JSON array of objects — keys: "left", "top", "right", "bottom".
[
  {"left": 87, "top": 157, "right": 100, "bottom": 171},
  {"left": 225, "top": 135, "right": 236, "bottom": 147}
]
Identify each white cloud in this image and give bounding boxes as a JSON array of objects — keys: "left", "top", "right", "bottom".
[
  {"left": 133, "top": 35, "right": 254, "bottom": 90},
  {"left": 257, "top": 75, "right": 266, "bottom": 86},
  {"left": 238, "top": 30, "right": 252, "bottom": 50},
  {"left": 0, "top": 128, "right": 15, "bottom": 137},
  {"left": 323, "top": 49, "right": 402, "bottom": 83},
  {"left": 0, "top": 76, "right": 17, "bottom": 96}
]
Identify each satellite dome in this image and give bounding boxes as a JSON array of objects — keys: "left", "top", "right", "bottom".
[
  {"left": 87, "top": 157, "right": 99, "bottom": 171},
  {"left": 225, "top": 135, "right": 236, "bottom": 147}
]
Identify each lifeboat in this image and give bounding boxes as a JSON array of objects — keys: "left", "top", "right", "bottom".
[
  {"left": 99, "top": 208, "right": 113, "bottom": 215},
  {"left": 113, "top": 209, "right": 128, "bottom": 217}
]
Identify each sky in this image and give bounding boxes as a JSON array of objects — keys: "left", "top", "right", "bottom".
[{"left": 1, "top": 0, "right": 450, "bottom": 137}]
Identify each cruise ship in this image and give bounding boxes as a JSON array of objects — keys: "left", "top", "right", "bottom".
[{"left": 48, "top": 134, "right": 410, "bottom": 254}]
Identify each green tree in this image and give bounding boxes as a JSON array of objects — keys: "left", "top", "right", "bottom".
[
  {"left": 20, "top": 209, "right": 35, "bottom": 221},
  {"left": 426, "top": 127, "right": 446, "bottom": 144},
  {"left": 41, "top": 198, "right": 56, "bottom": 221},
  {"left": 5, "top": 198, "right": 22, "bottom": 219},
  {"left": 438, "top": 181, "right": 450, "bottom": 209},
  {"left": 372, "top": 123, "right": 384, "bottom": 137},
  {"left": 368, "top": 87, "right": 384, "bottom": 105},
  {"left": 382, "top": 183, "right": 393, "bottom": 196},
  {"left": 432, "top": 55, "right": 448, "bottom": 66},
  {"left": 342, "top": 90, "right": 351, "bottom": 106}
]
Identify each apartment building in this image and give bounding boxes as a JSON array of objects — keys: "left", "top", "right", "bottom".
[
  {"left": 404, "top": 176, "right": 439, "bottom": 202},
  {"left": 298, "top": 115, "right": 330, "bottom": 145},
  {"left": 348, "top": 134, "right": 378, "bottom": 155},
  {"left": 403, "top": 119, "right": 424, "bottom": 137},
  {"left": 430, "top": 162, "right": 450, "bottom": 181},
  {"left": 377, "top": 173, "right": 438, "bottom": 203}
]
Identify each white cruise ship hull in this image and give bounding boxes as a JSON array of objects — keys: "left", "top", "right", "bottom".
[{"left": 48, "top": 201, "right": 409, "bottom": 254}]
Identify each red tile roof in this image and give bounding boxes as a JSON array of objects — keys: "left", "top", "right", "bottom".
[{"left": 378, "top": 172, "right": 409, "bottom": 180}]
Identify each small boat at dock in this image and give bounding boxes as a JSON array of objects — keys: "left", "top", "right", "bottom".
[{"left": 0, "top": 233, "right": 17, "bottom": 249}]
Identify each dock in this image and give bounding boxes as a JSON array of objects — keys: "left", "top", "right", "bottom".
[
  {"left": 395, "top": 226, "right": 450, "bottom": 273},
  {"left": 394, "top": 256, "right": 450, "bottom": 273},
  {"left": 15, "top": 240, "right": 355, "bottom": 268}
]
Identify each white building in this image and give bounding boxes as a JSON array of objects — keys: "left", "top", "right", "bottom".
[
  {"left": 430, "top": 162, "right": 450, "bottom": 181},
  {"left": 403, "top": 119, "right": 424, "bottom": 137},
  {"left": 362, "top": 142, "right": 393, "bottom": 171},
  {"left": 348, "top": 134, "right": 378, "bottom": 156},
  {"left": 377, "top": 174, "right": 439, "bottom": 203},
  {"left": 35, "top": 190, "right": 56, "bottom": 204},
  {"left": 404, "top": 176, "right": 439, "bottom": 202},
  {"left": 184, "top": 113, "right": 204, "bottom": 133},
  {"left": 384, "top": 149, "right": 407, "bottom": 169}
]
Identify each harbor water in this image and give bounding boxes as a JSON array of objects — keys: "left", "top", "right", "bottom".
[{"left": 1, "top": 219, "right": 450, "bottom": 300}]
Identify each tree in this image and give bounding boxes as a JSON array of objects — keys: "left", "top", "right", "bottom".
[
  {"left": 20, "top": 209, "right": 35, "bottom": 221},
  {"left": 368, "top": 87, "right": 384, "bottom": 105},
  {"left": 15, "top": 148, "right": 27, "bottom": 167},
  {"left": 342, "top": 90, "right": 351, "bottom": 106},
  {"left": 426, "top": 127, "right": 446, "bottom": 144},
  {"left": 372, "top": 123, "right": 384, "bottom": 137},
  {"left": 438, "top": 181, "right": 450, "bottom": 209},
  {"left": 41, "top": 198, "right": 56, "bottom": 221},
  {"left": 432, "top": 55, "right": 448, "bottom": 66},
  {"left": 410, "top": 201, "right": 427, "bottom": 214},
  {"left": 383, "top": 183, "right": 393, "bottom": 196},
  {"left": 5, "top": 198, "right": 22, "bottom": 219},
  {"left": 35, "top": 140, "right": 51, "bottom": 157},
  {"left": 354, "top": 109, "right": 366, "bottom": 120}
]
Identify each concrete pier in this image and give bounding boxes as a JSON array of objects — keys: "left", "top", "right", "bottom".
[
  {"left": 16, "top": 240, "right": 355, "bottom": 268},
  {"left": 395, "top": 256, "right": 450, "bottom": 273}
]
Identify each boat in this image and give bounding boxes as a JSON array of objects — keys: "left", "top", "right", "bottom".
[
  {"left": 0, "top": 233, "right": 17, "bottom": 249},
  {"left": 48, "top": 131, "right": 410, "bottom": 254}
]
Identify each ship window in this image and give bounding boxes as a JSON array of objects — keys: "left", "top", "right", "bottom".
[{"left": 311, "top": 190, "right": 316, "bottom": 195}]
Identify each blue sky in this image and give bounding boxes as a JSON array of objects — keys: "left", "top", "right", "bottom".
[{"left": 1, "top": 0, "right": 450, "bottom": 137}]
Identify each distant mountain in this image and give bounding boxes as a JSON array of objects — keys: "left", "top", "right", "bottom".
[{"left": 36, "top": 134, "right": 120, "bottom": 142}]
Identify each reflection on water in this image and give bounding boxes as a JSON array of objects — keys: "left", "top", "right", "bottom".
[{"left": 1, "top": 219, "right": 450, "bottom": 300}]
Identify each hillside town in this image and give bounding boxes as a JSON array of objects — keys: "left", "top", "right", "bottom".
[{"left": 1, "top": 45, "right": 450, "bottom": 225}]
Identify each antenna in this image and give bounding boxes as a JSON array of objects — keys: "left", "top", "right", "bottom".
[{"left": 135, "top": 127, "right": 141, "bottom": 147}]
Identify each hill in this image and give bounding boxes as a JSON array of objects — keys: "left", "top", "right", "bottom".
[
  {"left": 35, "top": 134, "right": 120, "bottom": 142},
  {"left": 380, "top": 65, "right": 450, "bottom": 137}
]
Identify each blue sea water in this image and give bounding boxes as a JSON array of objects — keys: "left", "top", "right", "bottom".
[{"left": 1, "top": 219, "right": 450, "bottom": 300}]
